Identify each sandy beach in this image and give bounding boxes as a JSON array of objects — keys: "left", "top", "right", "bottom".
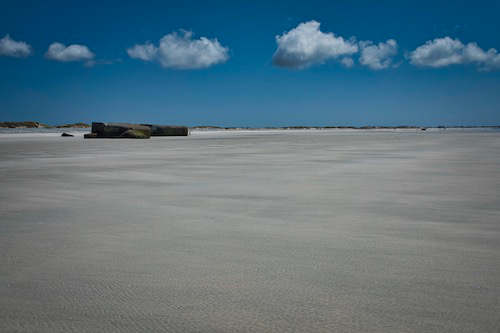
[{"left": 1, "top": 129, "right": 499, "bottom": 332}]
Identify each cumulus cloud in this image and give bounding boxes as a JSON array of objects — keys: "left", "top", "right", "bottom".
[
  {"left": 45, "top": 42, "right": 95, "bottom": 62},
  {"left": 340, "top": 57, "right": 354, "bottom": 68},
  {"left": 359, "top": 39, "right": 398, "bottom": 70},
  {"left": 272, "top": 21, "right": 358, "bottom": 69},
  {"left": 409, "top": 37, "right": 500, "bottom": 70},
  {"left": 127, "top": 42, "right": 157, "bottom": 61},
  {"left": 0, "top": 35, "right": 32, "bottom": 57},
  {"left": 127, "top": 30, "right": 229, "bottom": 69}
]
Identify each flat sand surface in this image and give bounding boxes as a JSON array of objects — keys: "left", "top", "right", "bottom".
[{"left": 1, "top": 129, "right": 499, "bottom": 332}]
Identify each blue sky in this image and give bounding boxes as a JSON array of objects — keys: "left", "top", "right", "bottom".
[{"left": 1, "top": 0, "right": 500, "bottom": 126}]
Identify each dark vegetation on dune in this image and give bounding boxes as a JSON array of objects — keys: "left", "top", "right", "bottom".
[{"left": 0, "top": 121, "right": 90, "bottom": 128}]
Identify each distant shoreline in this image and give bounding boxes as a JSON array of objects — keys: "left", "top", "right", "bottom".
[
  {"left": 191, "top": 125, "right": 500, "bottom": 130},
  {"left": 0, "top": 121, "right": 90, "bottom": 129},
  {"left": 1, "top": 121, "right": 499, "bottom": 130}
]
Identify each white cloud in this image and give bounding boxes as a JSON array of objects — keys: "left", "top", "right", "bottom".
[
  {"left": 340, "top": 57, "right": 354, "bottom": 68},
  {"left": 272, "top": 21, "right": 358, "bottom": 69},
  {"left": 45, "top": 42, "right": 95, "bottom": 62},
  {"left": 484, "top": 51, "right": 500, "bottom": 70},
  {"left": 359, "top": 39, "right": 398, "bottom": 70},
  {"left": 127, "top": 30, "right": 229, "bottom": 69},
  {"left": 409, "top": 37, "right": 500, "bottom": 70},
  {"left": 0, "top": 35, "right": 32, "bottom": 58},
  {"left": 127, "top": 42, "right": 157, "bottom": 61}
]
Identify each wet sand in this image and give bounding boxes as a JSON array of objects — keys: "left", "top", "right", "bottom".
[{"left": 1, "top": 129, "right": 499, "bottom": 332}]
